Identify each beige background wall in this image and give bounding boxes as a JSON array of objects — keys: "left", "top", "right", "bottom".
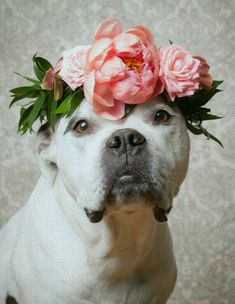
[{"left": 0, "top": 0, "right": 235, "bottom": 303}]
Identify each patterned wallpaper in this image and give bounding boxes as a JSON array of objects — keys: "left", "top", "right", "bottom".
[{"left": 0, "top": 0, "right": 234, "bottom": 303}]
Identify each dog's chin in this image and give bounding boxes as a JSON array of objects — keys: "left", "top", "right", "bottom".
[{"left": 104, "top": 174, "right": 161, "bottom": 207}]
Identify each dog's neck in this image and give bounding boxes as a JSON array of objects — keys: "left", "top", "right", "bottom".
[
  {"left": 52, "top": 173, "right": 159, "bottom": 253},
  {"left": 29, "top": 174, "right": 173, "bottom": 282}
]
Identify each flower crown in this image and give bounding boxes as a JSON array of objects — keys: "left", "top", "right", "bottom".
[{"left": 10, "top": 19, "right": 223, "bottom": 146}]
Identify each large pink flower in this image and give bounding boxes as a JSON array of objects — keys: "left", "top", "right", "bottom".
[
  {"left": 59, "top": 45, "right": 90, "bottom": 91},
  {"left": 159, "top": 44, "right": 201, "bottom": 101},
  {"left": 84, "top": 19, "right": 164, "bottom": 120}
]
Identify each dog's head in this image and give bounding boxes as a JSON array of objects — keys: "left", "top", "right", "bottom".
[{"left": 37, "top": 95, "right": 190, "bottom": 222}]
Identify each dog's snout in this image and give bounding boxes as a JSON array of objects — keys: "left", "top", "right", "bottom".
[{"left": 106, "top": 129, "right": 146, "bottom": 156}]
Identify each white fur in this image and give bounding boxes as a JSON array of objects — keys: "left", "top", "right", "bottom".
[{"left": 0, "top": 96, "right": 190, "bottom": 304}]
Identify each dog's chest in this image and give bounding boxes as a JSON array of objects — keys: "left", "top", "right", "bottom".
[
  {"left": 85, "top": 209, "right": 157, "bottom": 276},
  {"left": 3, "top": 204, "right": 175, "bottom": 304},
  {"left": 75, "top": 278, "right": 155, "bottom": 304},
  {"left": 66, "top": 210, "right": 166, "bottom": 304}
]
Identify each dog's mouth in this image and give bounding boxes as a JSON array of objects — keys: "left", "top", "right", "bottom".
[
  {"left": 84, "top": 164, "right": 171, "bottom": 224},
  {"left": 113, "top": 166, "right": 142, "bottom": 186},
  {"left": 118, "top": 173, "right": 134, "bottom": 182},
  {"left": 109, "top": 163, "right": 163, "bottom": 201}
]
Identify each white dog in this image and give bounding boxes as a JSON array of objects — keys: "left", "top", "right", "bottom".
[{"left": 0, "top": 95, "right": 190, "bottom": 304}]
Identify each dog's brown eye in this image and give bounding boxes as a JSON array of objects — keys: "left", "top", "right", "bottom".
[
  {"left": 154, "top": 110, "right": 171, "bottom": 123},
  {"left": 74, "top": 120, "right": 89, "bottom": 133}
]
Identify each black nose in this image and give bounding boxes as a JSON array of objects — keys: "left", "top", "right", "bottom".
[{"left": 106, "top": 128, "right": 146, "bottom": 156}]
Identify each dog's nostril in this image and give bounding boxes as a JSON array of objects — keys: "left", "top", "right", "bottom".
[
  {"left": 107, "top": 136, "right": 121, "bottom": 149},
  {"left": 106, "top": 128, "right": 146, "bottom": 155},
  {"left": 128, "top": 131, "right": 146, "bottom": 146}
]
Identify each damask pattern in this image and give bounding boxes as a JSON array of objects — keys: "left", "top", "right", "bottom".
[{"left": 0, "top": 0, "right": 234, "bottom": 303}]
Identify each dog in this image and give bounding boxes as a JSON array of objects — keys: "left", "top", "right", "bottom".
[{"left": 0, "top": 95, "right": 190, "bottom": 304}]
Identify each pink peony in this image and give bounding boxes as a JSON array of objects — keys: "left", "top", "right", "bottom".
[
  {"left": 84, "top": 19, "right": 164, "bottom": 120},
  {"left": 59, "top": 45, "right": 90, "bottom": 91},
  {"left": 194, "top": 56, "right": 213, "bottom": 89},
  {"left": 159, "top": 44, "right": 201, "bottom": 101}
]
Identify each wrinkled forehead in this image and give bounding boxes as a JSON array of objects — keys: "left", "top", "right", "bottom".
[{"left": 58, "top": 95, "right": 182, "bottom": 134}]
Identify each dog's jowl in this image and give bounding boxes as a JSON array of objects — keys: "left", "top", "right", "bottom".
[
  {"left": 6, "top": 295, "right": 18, "bottom": 304},
  {"left": 0, "top": 97, "right": 190, "bottom": 304}
]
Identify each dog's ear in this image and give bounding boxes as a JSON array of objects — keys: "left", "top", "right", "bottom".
[{"left": 36, "top": 124, "right": 57, "bottom": 179}]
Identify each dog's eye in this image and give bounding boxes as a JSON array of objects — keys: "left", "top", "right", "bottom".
[
  {"left": 154, "top": 110, "right": 171, "bottom": 123},
  {"left": 74, "top": 120, "right": 89, "bottom": 133}
]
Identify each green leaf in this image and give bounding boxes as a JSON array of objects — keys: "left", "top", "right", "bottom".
[
  {"left": 19, "top": 124, "right": 29, "bottom": 135},
  {"left": 9, "top": 90, "right": 41, "bottom": 108},
  {"left": 14, "top": 72, "right": 41, "bottom": 86},
  {"left": 54, "top": 89, "right": 84, "bottom": 117},
  {"left": 39, "top": 111, "right": 47, "bottom": 124},
  {"left": 33, "top": 55, "right": 52, "bottom": 81},
  {"left": 200, "top": 126, "right": 224, "bottom": 148},
  {"left": 10, "top": 85, "right": 41, "bottom": 96},
  {"left": 186, "top": 123, "right": 203, "bottom": 135},
  {"left": 199, "top": 113, "right": 223, "bottom": 121},
  {"left": 9, "top": 96, "right": 25, "bottom": 108},
  {"left": 36, "top": 57, "right": 52, "bottom": 72},
  {"left": 18, "top": 105, "right": 34, "bottom": 133},
  {"left": 212, "top": 80, "right": 223, "bottom": 88},
  {"left": 47, "top": 92, "right": 57, "bottom": 131},
  {"left": 176, "top": 80, "right": 223, "bottom": 113},
  {"left": 33, "top": 64, "right": 45, "bottom": 81},
  {"left": 124, "top": 104, "right": 136, "bottom": 118},
  {"left": 54, "top": 93, "right": 73, "bottom": 114},
  {"left": 27, "top": 93, "right": 46, "bottom": 129},
  {"left": 67, "top": 90, "right": 84, "bottom": 116},
  {"left": 186, "top": 121, "right": 223, "bottom": 147}
]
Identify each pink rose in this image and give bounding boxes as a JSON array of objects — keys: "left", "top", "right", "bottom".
[
  {"left": 59, "top": 45, "right": 90, "bottom": 91},
  {"left": 159, "top": 44, "right": 201, "bottom": 101},
  {"left": 194, "top": 56, "right": 213, "bottom": 89},
  {"left": 84, "top": 19, "right": 164, "bottom": 120}
]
